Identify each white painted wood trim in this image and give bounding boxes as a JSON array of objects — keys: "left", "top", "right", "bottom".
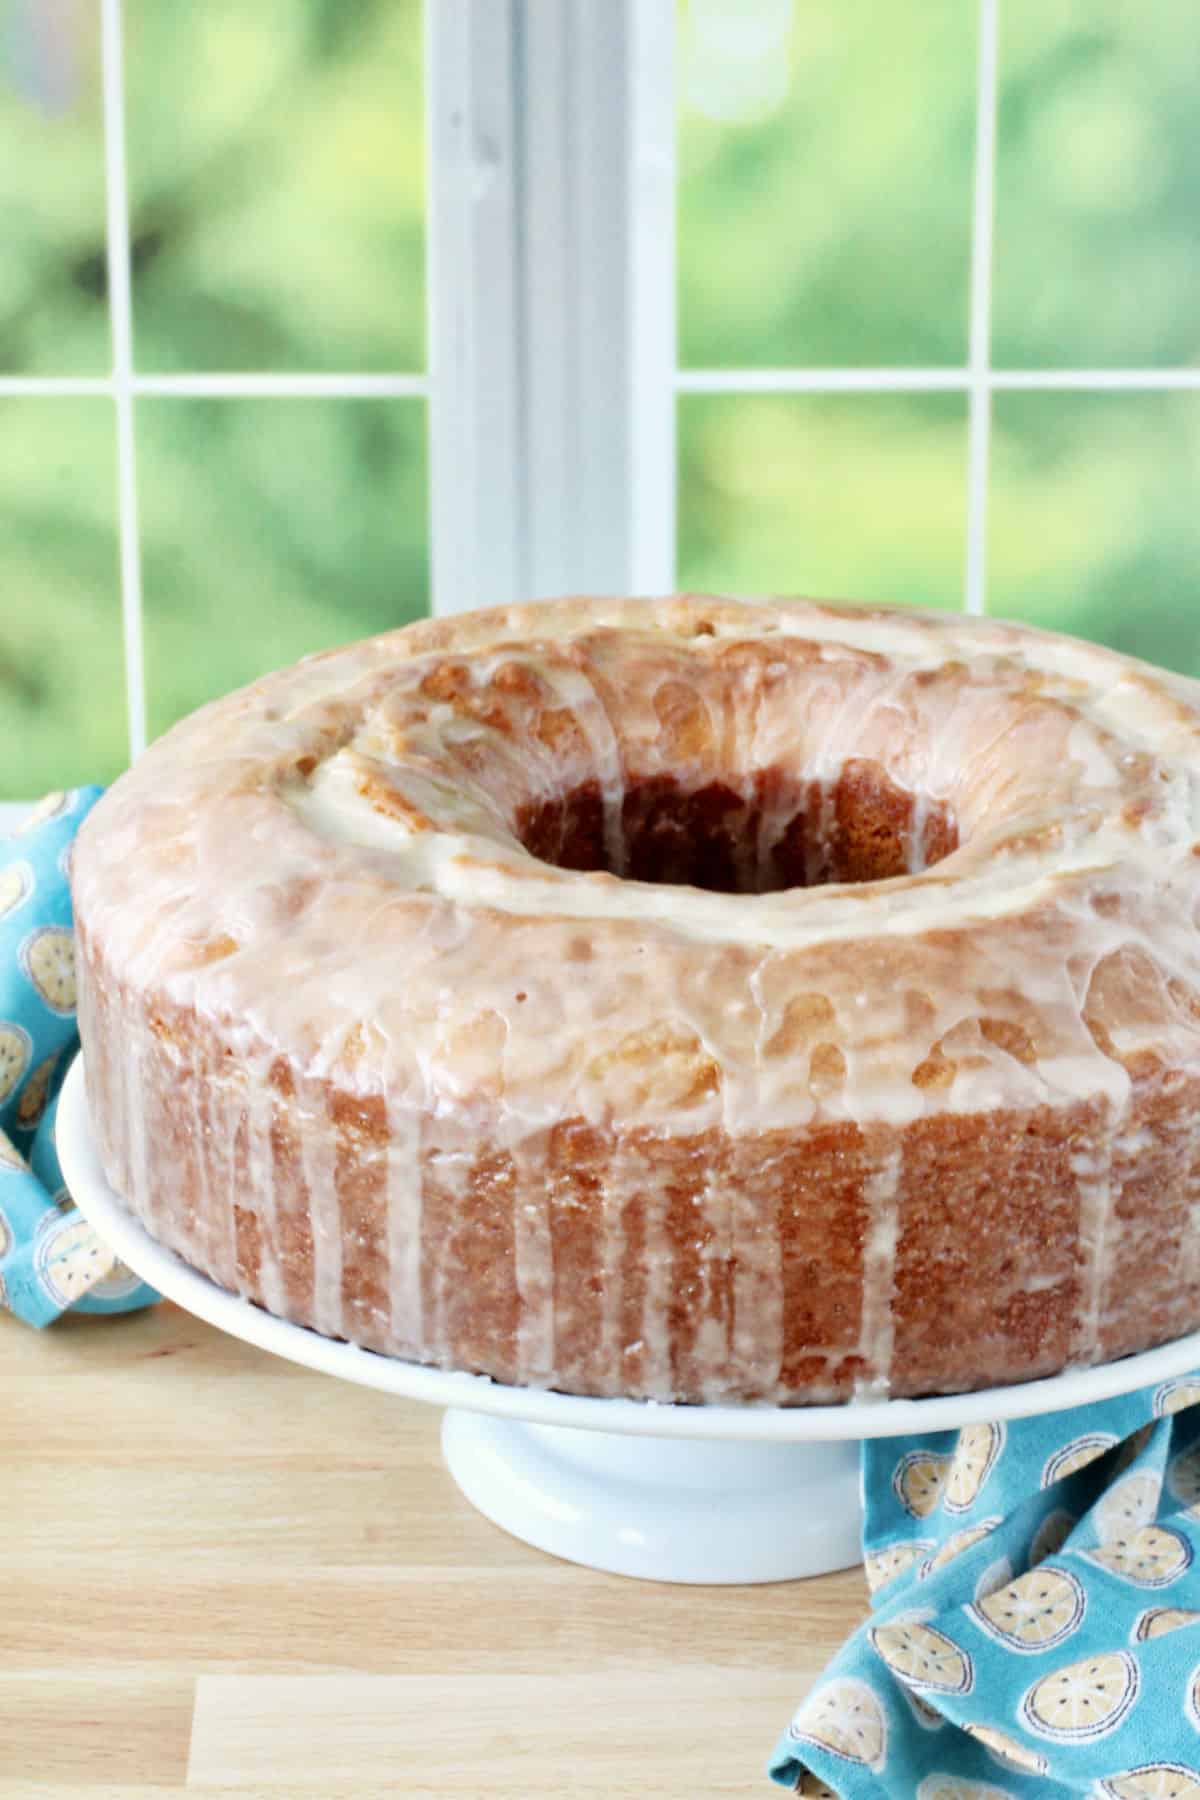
[{"left": 425, "top": 0, "right": 676, "bottom": 614}]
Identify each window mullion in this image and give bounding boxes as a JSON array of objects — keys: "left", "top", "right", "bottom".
[{"left": 426, "top": 0, "right": 676, "bottom": 615}]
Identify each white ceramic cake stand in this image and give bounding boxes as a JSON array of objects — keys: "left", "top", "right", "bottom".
[{"left": 58, "top": 1060, "right": 1200, "bottom": 1585}]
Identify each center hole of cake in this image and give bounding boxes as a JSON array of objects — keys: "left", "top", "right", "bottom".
[{"left": 514, "top": 760, "right": 958, "bottom": 894}]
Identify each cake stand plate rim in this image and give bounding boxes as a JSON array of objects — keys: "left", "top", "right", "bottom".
[{"left": 57, "top": 1056, "right": 1200, "bottom": 1442}]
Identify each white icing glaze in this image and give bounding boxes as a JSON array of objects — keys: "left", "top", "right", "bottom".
[{"left": 72, "top": 596, "right": 1200, "bottom": 1402}]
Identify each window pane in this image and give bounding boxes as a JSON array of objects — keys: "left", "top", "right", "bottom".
[
  {"left": 125, "top": 0, "right": 425, "bottom": 372},
  {"left": 139, "top": 399, "right": 428, "bottom": 742},
  {"left": 993, "top": 0, "right": 1200, "bottom": 368},
  {"left": 988, "top": 391, "right": 1200, "bottom": 676},
  {"left": 678, "top": 0, "right": 977, "bottom": 369},
  {"left": 0, "top": 6, "right": 108, "bottom": 373},
  {"left": 0, "top": 401, "right": 126, "bottom": 797},
  {"left": 678, "top": 392, "right": 967, "bottom": 608}
]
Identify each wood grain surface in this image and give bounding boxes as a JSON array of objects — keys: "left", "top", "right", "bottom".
[{"left": 0, "top": 1301, "right": 866, "bottom": 1797}]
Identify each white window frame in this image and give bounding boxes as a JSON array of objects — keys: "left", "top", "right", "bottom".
[
  {"left": 6, "top": 0, "right": 1200, "bottom": 785},
  {"left": 426, "top": 0, "right": 676, "bottom": 613}
]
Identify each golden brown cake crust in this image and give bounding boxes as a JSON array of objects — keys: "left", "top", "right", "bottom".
[{"left": 72, "top": 596, "right": 1200, "bottom": 1403}]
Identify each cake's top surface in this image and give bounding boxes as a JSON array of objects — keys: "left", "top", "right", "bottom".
[{"left": 73, "top": 595, "right": 1200, "bottom": 1133}]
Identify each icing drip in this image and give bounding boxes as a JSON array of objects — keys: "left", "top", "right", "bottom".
[
  {"left": 300, "top": 1084, "right": 343, "bottom": 1339},
  {"left": 1071, "top": 1115, "right": 1123, "bottom": 1364},
  {"left": 856, "top": 1146, "right": 903, "bottom": 1398},
  {"left": 384, "top": 1100, "right": 424, "bottom": 1356},
  {"left": 245, "top": 1076, "right": 284, "bottom": 1315},
  {"left": 511, "top": 1137, "right": 556, "bottom": 1384}
]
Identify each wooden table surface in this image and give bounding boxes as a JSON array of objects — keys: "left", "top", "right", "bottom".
[{"left": 1, "top": 1300, "right": 866, "bottom": 1798}]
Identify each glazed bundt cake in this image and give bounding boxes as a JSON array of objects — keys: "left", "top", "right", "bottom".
[{"left": 72, "top": 597, "right": 1200, "bottom": 1403}]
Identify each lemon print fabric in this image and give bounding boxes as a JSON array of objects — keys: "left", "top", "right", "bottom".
[
  {"left": 0, "top": 861, "right": 32, "bottom": 920},
  {"left": 788, "top": 1679, "right": 888, "bottom": 1773},
  {"left": 869, "top": 1618, "right": 974, "bottom": 1696},
  {"left": 894, "top": 1450, "right": 951, "bottom": 1518},
  {"left": 1159, "top": 1381, "right": 1200, "bottom": 1419},
  {"left": 922, "top": 1521, "right": 1001, "bottom": 1579},
  {"left": 1099, "top": 1473, "right": 1166, "bottom": 1541},
  {"left": 969, "top": 1567, "right": 1086, "bottom": 1654},
  {"left": 772, "top": 1386, "right": 1200, "bottom": 1797},
  {"left": 1101, "top": 1767, "right": 1200, "bottom": 1800},
  {"left": 865, "top": 1539, "right": 932, "bottom": 1595},
  {"left": 1135, "top": 1609, "right": 1200, "bottom": 1643},
  {"left": 0, "top": 1022, "right": 32, "bottom": 1105},
  {"left": 961, "top": 1724, "right": 1048, "bottom": 1776},
  {"left": 945, "top": 1425, "right": 1005, "bottom": 1513},
  {"left": 1042, "top": 1432, "right": 1120, "bottom": 1487},
  {"left": 19, "top": 926, "right": 76, "bottom": 1016},
  {"left": 33, "top": 1209, "right": 115, "bottom": 1307},
  {"left": 1081, "top": 1524, "right": 1193, "bottom": 1588},
  {"left": 1021, "top": 1651, "right": 1140, "bottom": 1741},
  {"left": 0, "top": 785, "right": 156, "bottom": 1327},
  {"left": 16, "top": 1053, "right": 58, "bottom": 1130}
]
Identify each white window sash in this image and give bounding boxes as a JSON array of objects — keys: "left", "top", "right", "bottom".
[{"left": 425, "top": 0, "right": 676, "bottom": 615}]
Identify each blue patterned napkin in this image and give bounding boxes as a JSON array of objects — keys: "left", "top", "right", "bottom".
[
  {"left": 773, "top": 1376, "right": 1200, "bottom": 1797},
  {"left": 0, "top": 788, "right": 157, "bottom": 1325}
]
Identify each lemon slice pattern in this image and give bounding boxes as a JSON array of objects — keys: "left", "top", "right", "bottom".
[
  {"left": 921, "top": 1520, "right": 1002, "bottom": 1579},
  {"left": 0, "top": 1022, "right": 32, "bottom": 1105},
  {"left": 894, "top": 1450, "right": 951, "bottom": 1519},
  {"left": 0, "top": 861, "right": 32, "bottom": 919},
  {"left": 1187, "top": 1664, "right": 1200, "bottom": 1736},
  {"left": 789, "top": 1678, "right": 887, "bottom": 1772},
  {"left": 1042, "top": 1433, "right": 1119, "bottom": 1488},
  {"left": 19, "top": 926, "right": 76, "bottom": 1016},
  {"left": 945, "top": 1424, "right": 1006, "bottom": 1514},
  {"left": 1101, "top": 1766, "right": 1200, "bottom": 1800},
  {"left": 1134, "top": 1608, "right": 1200, "bottom": 1643},
  {"left": 0, "top": 1126, "right": 25, "bottom": 1170},
  {"left": 1021, "top": 1650, "right": 1139, "bottom": 1742},
  {"left": 33, "top": 1212, "right": 116, "bottom": 1308},
  {"left": 969, "top": 1566, "right": 1086, "bottom": 1654},
  {"left": 15, "top": 1052, "right": 59, "bottom": 1130},
  {"left": 962, "top": 1724, "right": 1048, "bottom": 1776},
  {"left": 1157, "top": 1381, "right": 1200, "bottom": 1419},
  {"left": 865, "top": 1539, "right": 933, "bottom": 1595},
  {"left": 1098, "top": 1473, "right": 1163, "bottom": 1543},
  {"left": 1081, "top": 1525, "right": 1193, "bottom": 1589},
  {"left": 869, "top": 1619, "right": 974, "bottom": 1696}
]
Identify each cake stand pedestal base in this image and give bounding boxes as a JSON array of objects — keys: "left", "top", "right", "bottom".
[{"left": 441, "top": 1411, "right": 863, "bottom": 1583}]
